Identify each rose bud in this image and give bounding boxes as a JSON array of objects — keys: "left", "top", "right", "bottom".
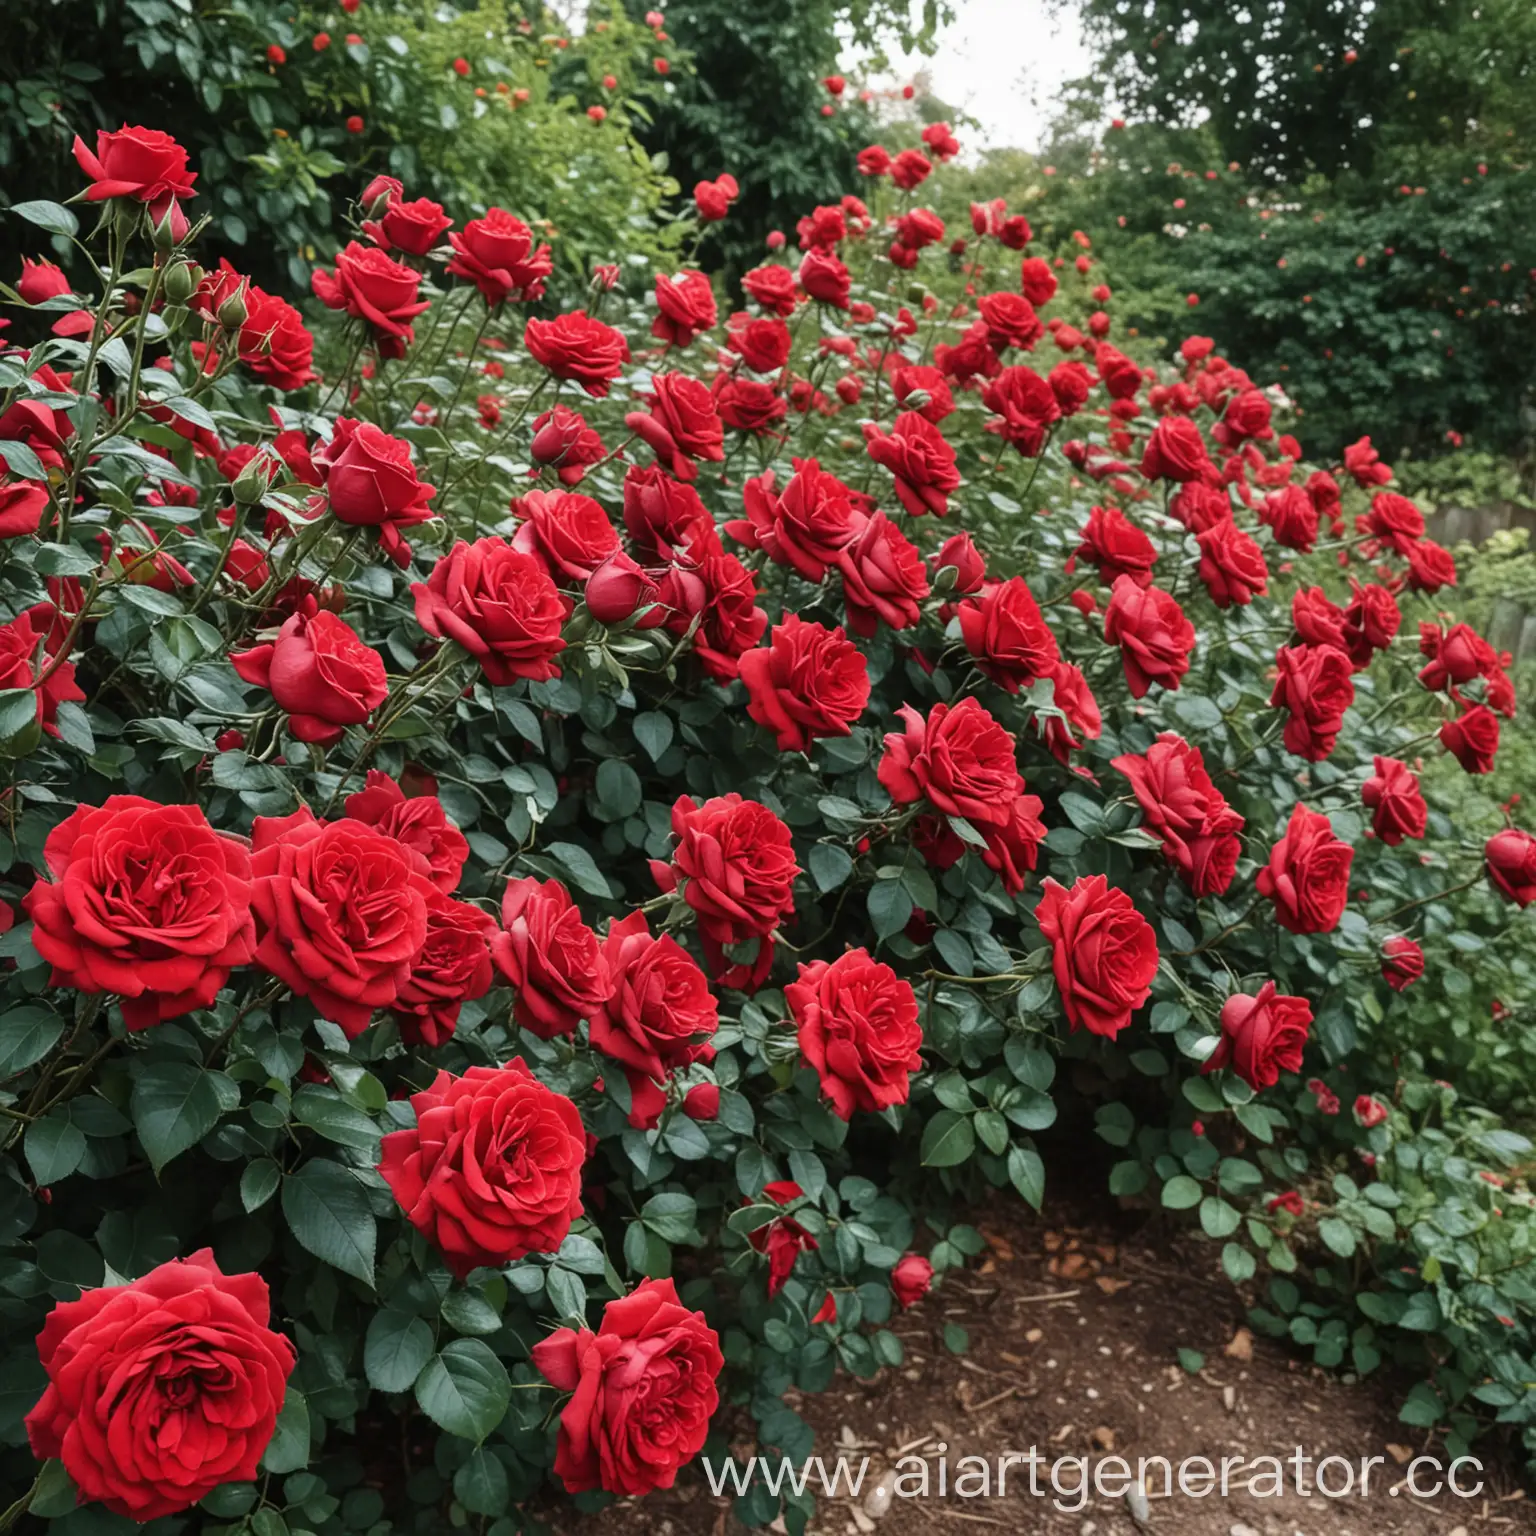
[
  {"left": 931, "top": 532, "right": 986, "bottom": 595},
  {"left": 683, "top": 1083, "right": 720, "bottom": 1120},
  {"left": 163, "top": 259, "right": 200, "bottom": 306},
  {"left": 584, "top": 550, "right": 662, "bottom": 628}
]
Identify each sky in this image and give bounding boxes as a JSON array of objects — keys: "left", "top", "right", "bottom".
[{"left": 877, "top": 0, "right": 1092, "bottom": 153}]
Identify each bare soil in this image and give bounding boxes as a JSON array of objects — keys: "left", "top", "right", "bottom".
[{"left": 553, "top": 1200, "right": 1535, "bottom": 1536}]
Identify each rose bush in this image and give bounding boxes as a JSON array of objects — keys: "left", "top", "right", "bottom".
[{"left": 0, "top": 102, "right": 1532, "bottom": 1536}]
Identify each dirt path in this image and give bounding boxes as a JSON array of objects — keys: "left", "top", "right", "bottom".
[{"left": 558, "top": 1202, "right": 1534, "bottom": 1536}]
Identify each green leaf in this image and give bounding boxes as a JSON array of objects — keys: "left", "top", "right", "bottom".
[
  {"left": 260, "top": 1386, "right": 310, "bottom": 1474},
  {"left": 365, "top": 1309, "right": 435, "bottom": 1393},
  {"left": 415, "top": 1339, "right": 511, "bottom": 1444},
  {"left": 292, "top": 1088, "right": 381, "bottom": 1152},
  {"left": 920, "top": 1109, "right": 975, "bottom": 1167},
  {"left": 633, "top": 710, "right": 673, "bottom": 760},
  {"left": 1318, "top": 1217, "right": 1356, "bottom": 1258},
  {"left": 1200, "top": 1196, "right": 1241, "bottom": 1238},
  {"left": 1007, "top": 1144, "right": 1045, "bottom": 1209},
  {"left": 240, "top": 1158, "right": 281, "bottom": 1213},
  {"left": 974, "top": 1108, "right": 1009, "bottom": 1155},
  {"left": 808, "top": 843, "right": 853, "bottom": 892},
  {"left": 1177, "top": 1347, "right": 1206, "bottom": 1374},
  {"left": 1108, "top": 1160, "right": 1147, "bottom": 1196},
  {"left": 1161, "top": 1175, "right": 1203, "bottom": 1210},
  {"left": 454, "top": 1446, "right": 510, "bottom": 1515},
  {"left": 595, "top": 758, "right": 643, "bottom": 818},
  {"left": 1222, "top": 1244, "right": 1256, "bottom": 1284},
  {"left": 25, "top": 1113, "right": 86, "bottom": 1185},
  {"left": 642, "top": 1191, "right": 699, "bottom": 1243},
  {"left": 867, "top": 878, "right": 913, "bottom": 941},
  {"left": 0, "top": 1005, "right": 63, "bottom": 1078},
  {"left": 544, "top": 840, "right": 612, "bottom": 897},
  {"left": 281, "top": 1160, "right": 377, "bottom": 1284},
  {"left": 11, "top": 200, "right": 78, "bottom": 237},
  {"left": 131, "top": 1062, "right": 235, "bottom": 1172}
]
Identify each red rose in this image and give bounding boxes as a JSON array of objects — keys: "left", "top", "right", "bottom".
[
  {"left": 1270, "top": 643, "right": 1354, "bottom": 761},
  {"left": 1111, "top": 734, "right": 1244, "bottom": 897},
  {"left": 694, "top": 176, "right": 736, "bottom": 221},
  {"left": 1140, "top": 415, "right": 1211, "bottom": 482},
  {"left": 1440, "top": 702, "right": 1499, "bottom": 773},
  {"left": 933, "top": 531, "right": 986, "bottom": 593},
  {"left": 492, "top": 876, "right": 613, "bottom": 1039},
  {"left": 311, "top": 242, "right": 429, "bottom": 356},
  {"left": 71, "top": 125, "right": 196, "bottom": 215},
  {"left": 1381, "top": 936, "right": 1424, "bottom": 992},
  {"left": 1341, "top": 578, "right": 1401, "bottom": 665},
  {"left": 891, "top": 1253, "right": 934, "bottom": 1308},
  {"left": 444, "top": 208, "right": 552, "bottom": 305},
  {"left": 362, "top": 195, "right": 452, "bottom": 255},
  {"left": 798, "top": 247, "right": 851, "bottom": 308},
  {"left": 1071, "top": 504, "right": 1156, "bottom": 587},
  {"left": 0, "top": 478, "right": 49, "bottom": 540},
  {"left": 585, "top": 551, "right": 662, "bottom": 626},
  {"left": 981, "top": 366, "right": 1061, "bottom": 456},
  {"left": 1104, "top": 575, "right": 1196, "bottom": 698},
  {"left": 653, "top": 269, "right": 718, "bottom": 347},
  {"left": 837, "top": 512, "right": 929, "bottom": 637},
  {"left": 26, "top": 1252, "right": 293, "bottom": 1521},
  {"left": 626, "top": 372, "right": 724, "bottom": 481},
  {"left": 319, "top": 418, "right": 435, "bottom": 564},
  {"left": 890, "top": 148, "right": 933, "bottom": 189},
  {"left": 524, "top": 311, "right": 632, "bottom": 397},
  {"left": 1215, "top": 386, "right": 1272, "bottom": 443},
  {"left": 892, "top": 364, "right": 955, "bottom": 422},
  {"left": 863, "top": 410, "right": 959, "bottom": 516},
  {"left": 1486, "top": 829, "right": 1536, "bottom": 906},
  {"left": 1291, "top": 585, "right": 1348, "bottom": 650},
  {"left": 858, "top": 145, "right": 892, "bottom": 177},
  {"left": 192, "top": 260, "right": 315, "bottom": 390},
  {"left": 1257, "top": 484, "right": 1318, "bottom": 552},
  {"left": 788, "top": 948, "right": 921, "bottom": 1119},
  {"left": 1095, "top": 344, "right": 1142, "bottom": 400},
  {"left": 978, "top": 291, "right": 1042, "bottom": 351},
  {"left": 1417, "top": 621, "right": 1496, "bottom": 693},
  {"left": 1342, "top": 436, "right": 1392, "bottom": 487},
  {"left": 532, "top": 1279, "right": 723, "bottom": 1496},
  {"left": 726, "top": 313, "right": 792, "bottom": 373},
  {"left": 1170, "top": 481, "right": 1232, "bottom": 534},
  {"left": 413, "top": 537, "right": 566, "bottom": 685},
  {"left": 1035, "top": 874, "right": 1158, "bottom": 1039},
  {"left": 591, "top": 912, "right": 717, "bottom": 1128},
  {"left": 380, "top": 1059, "right": 586, "bottom": 1274},
  {"left": 18, "top": 257, "right": 72, "bottom": 306},
  {"left": 684, "top": 1083, "right": 720, "bottom": 1119},
  {"left": 729, "top": 461, "right": 866, "bottom": 581},
  {"left": 1405, "top": 537, "right": 1457, "bottom": 593},
  {"left": 530, "top": 404, "right": 606, "bottom": 484},
  {"left": 740, "top": 614, "right": 870, "bottom": 751},
  {"left": 1354, "top": 1095, "right": 1389, "bottom": 1128},
  {"left": 389, "top": 891, "right": 495, "bottom": 1047},
  {"left": 0, "top": 609, "right": 86, "bottom": 737},
  {"left": 1256, "top": 804, "right": 1353, "bottom": 934},
  {"left": 660, "top": 548, "right": 766, "bottom": 681},
  {"left": 1020, "top": 256, "right": 1058, "bottom": 306},
  {"left": 878, "top": 697, "right": 1023, "bottom": 829},
  {"left": 24, "top": 798, "right": 254, "bottom": 1032},
  {"left": 934, "top": 319, "right": 1001, "bottom": 385},
  {"left": 251, "top": 809, "right": 434, "bottom": 1035},
  {"left": 623, "top": 463, "right": 717, "bottom": 562},
  {"left": 343, "top": 770, "right": 468, "bottom": 892},
  {"left": 1049, "top": 360, "right": 1093, "bottom": 415},
  {"left": 749, "top": 1182, "right": 819, "bottom": 1294},
  {"left": 742, "top": 263, "right": 799, "bottom": 316},
  {"left": 1363, "top": 490, "right": 1424, "bottom": 553},
  {"left": 1361, "top": 756, "right": 1426, "bottom": 845},
  {"left": 713, "top": 374, "right": 788, "bottom": 435},
  {"left": 957, "top": 575, "right": 1059, "bottom": 692},
  {"left": 1268, "top": 1190, "right": 1305, "bottom": 1217},
  {"left": 231, "top": 600, "right": 388, "bottom": 745},
  {"left": 1202, "top": 982, "right": 1312, "bottom": 1091},
  {"left": 511, "top": 488, "right": 621, "bottom": 582},
  {"left": 667, "top": 794, "right": 799, "bottom": 987},
  {"left": 1197, "top": 517, "right": 1269, "bottom": 607}
]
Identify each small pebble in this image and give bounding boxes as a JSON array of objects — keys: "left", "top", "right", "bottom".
[
  {"left": 1230, "top": 1524, "right": 1261, "bottom": 1536},
  {"left": 861, "top": 1469, "right": 898, "bottom": 1521},
  {"left": 1126, "top": 1481, "right": 1152, "bottom": 1530},
  {"left": 1222, "top": 1385, "right": 1237, "bottom": 1412}
]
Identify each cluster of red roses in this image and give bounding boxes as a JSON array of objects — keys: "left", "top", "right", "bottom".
[{"left": 10, "top": 109, "right": 1536, "bottom": 1524}]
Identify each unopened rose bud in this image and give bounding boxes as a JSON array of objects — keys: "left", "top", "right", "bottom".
[
  {"left": 231, "top": 453, "right": 271, "bottom": 505},
  {"left": 149, "top": 196, "right": 188, "bottom": 252},
  {"left": 932, "top": 532, "right": 986, "bottom": 594},
  {"left": 682, "top": 1083, "right": 719, "bottom": 1121},
  {"left": 584, "top": 551, "right": 661, "bottom": 627},
  {"left": 217, "top": 288, "right": 250, "bottom": 331},
  {"left": 163, "top": 260, "right": 199, "bottom": 306}
]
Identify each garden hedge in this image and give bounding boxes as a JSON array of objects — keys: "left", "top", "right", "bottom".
[{"left": 0, "top": 104, "right": 1533, "bottom": 1536}]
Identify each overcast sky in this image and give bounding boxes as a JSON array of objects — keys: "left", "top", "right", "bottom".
[{"left": 877, "top": 0, "right": 1092, "bottom": 152}]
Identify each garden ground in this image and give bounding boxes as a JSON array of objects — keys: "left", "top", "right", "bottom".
[{"left": 561, "top": 1197, "right": 1536, "bottom": 1536}]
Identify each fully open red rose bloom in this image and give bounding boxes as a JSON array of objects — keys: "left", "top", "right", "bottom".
[
  {"left": 380, "top": 1059, "right": 586, "bottom": 1275},
  {"left": 1035, "top": 874, "right": 1158, "bottom": 1039},
  {"left": 25, "top": 797, "right": 255, "bottom": 1031},
  {"left": 532, "top": 1277, "right": 723, "bottom": 1496},
  {"left": 26, "top": 1251, "right": 294, "bottom": 1521}
]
